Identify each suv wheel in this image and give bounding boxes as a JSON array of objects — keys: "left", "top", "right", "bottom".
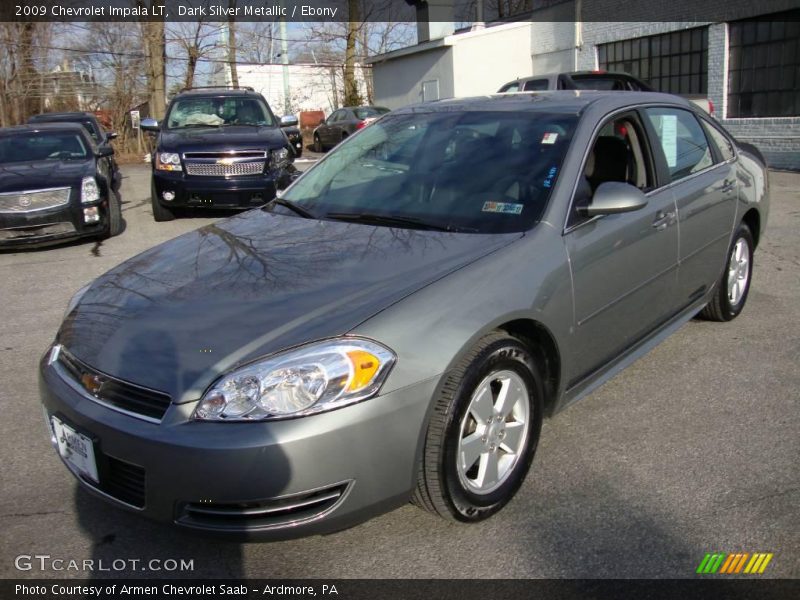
[{"left": 151, "top": 181, "right": 175, "bottom": 222}]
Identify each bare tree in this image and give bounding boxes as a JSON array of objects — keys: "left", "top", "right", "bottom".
[
  {"left": 168, "top": 19, "right": 224, "bottom": 90},
  {"left": 227, "top": 0, "right": 239, "bottom": 87}
]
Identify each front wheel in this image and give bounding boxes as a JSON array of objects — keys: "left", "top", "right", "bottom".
[
  {"left": 413, "top": 332, "right": 543, "bottom": 522},
  {"left": 151, "top": 180, "right": 175, "bottom": 222},
  {"left": 313, "top": 134, "right": 323, "bottom": 153},
  {"left": 700, "top": 222, "right": 754, "bottom": 321},
  {"left": 103, "top": 190, "right": 123, "bottom": 238}
]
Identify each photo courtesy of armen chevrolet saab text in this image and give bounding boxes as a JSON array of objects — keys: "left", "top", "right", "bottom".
[{"left": 39, "top": 90, "right": 768, "bottom": 540}]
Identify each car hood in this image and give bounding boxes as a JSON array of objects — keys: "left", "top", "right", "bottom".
[
  {"left": 0, "top": 160, "right": 92, "bottom": 193},
  {"left": 158, "top": 126, "right": 287, "bottom": 153},
  {"left": 59, "top": 211, "right": 521, "bottom": 402}
]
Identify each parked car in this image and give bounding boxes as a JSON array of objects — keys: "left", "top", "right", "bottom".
[
  {"left": 40, "top": 91, "right": 767, "bottom": 538},
  {"left": 28, "top": 111, "right": 122, "bottom": 192},
  {"left": 140, "top": 87, "right": 295, "bottom": 222},
  {"left": 312, "top": 106, "right": 390, "bottom": 152},
  {"left": 499, "top": 71, "right": 714, "bottom": 115},
  {"left": 279, "top": 115, "right": 303, "bottom": 158},
  {"left": 0, "top": 123, "right": 122, "bottom": 247}
]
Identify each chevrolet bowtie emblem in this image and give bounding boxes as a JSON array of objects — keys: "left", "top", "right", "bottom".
[{"left": 217, "top": 157, "right": 237, "bottom": 166}]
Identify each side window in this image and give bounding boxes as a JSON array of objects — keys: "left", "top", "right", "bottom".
[
  {"left": 644, "top": 107, "right": 713, "bottom": 182},
  {"left": 700, "top": 119, "right": 735, "bottom": 162},
  {"left": 500, "top": 82, "right": 520, "bottom": 93},
  {"left": 327, "top": 111, "right": 341, "bottom": 124},
  {"left": 568, "top": 112, "right": 654, "bottom": 227},
  {"left": 523, "top": 79, "right": 549, "bottom": 91}
]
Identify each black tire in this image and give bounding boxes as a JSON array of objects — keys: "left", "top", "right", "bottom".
[
  {"left": 151, "top": 181, "right": 175, "bottom": 222},
  {"left": 103, "top": 190, "right": 123, "bottom": 238},
  {"left": 700, "top": 222, "right": 754, "bottom": 322},
  {"left": 313, "top": 134, "right": 324, "bottom": 153},
  {"left": 413, "top": 332, "right": 544, "bottom": 522}
]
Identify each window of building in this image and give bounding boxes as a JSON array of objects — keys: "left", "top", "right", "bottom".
[
  {"left": 598, "top": 27, "right": 709, "bottom": 95},
  {"left": 727, "top": 10, "right": 800, "bottom": 118}
]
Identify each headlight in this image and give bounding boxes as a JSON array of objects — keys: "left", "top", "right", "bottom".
[
  {"left": 193, "top": 338, "right": 396, "bottom": 421},
  {"left": 156, "top": 152, "right": 182, "bottom": 171},
  {"left": 64, "top": 283, "right": 90, "bottom": 319},
  {"left": 81, "top": 177, "right": 100, "bottom": 204},
  {"left": 271, "top": 147, "right": 290, "bottom": 168}
]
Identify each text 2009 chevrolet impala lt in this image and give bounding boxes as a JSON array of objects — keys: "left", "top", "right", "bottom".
[{"left": 40, "top": 92, "right": 768, "bottom": 539}]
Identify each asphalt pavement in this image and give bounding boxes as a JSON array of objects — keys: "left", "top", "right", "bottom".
[{"left": 0, "top": 164, "right": 797, "bottom": 579}]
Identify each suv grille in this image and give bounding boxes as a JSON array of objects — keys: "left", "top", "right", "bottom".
[
  {"left": 0, "top": 187, "right": 70, "bottom": 213},
  {"left": 57, "top": 346, "right": 172, "bottom": 422},
  {"left": 183, "top": 151, "right": 267, "bottom": 177},
  {"left": 176, "top": 482, "right": 350, "bottom": 531}
]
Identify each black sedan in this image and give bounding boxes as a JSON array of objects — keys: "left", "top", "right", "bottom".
[
  {"left": 312, "top": 106, "right": 390, "bottom": 152},
  {"left": 0, "top": 123, "right": 122, "bottom": 248}
]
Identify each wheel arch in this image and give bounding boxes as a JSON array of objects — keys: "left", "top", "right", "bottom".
[{"left": 741, "top": 207, "right": 761, "bottom": 248}]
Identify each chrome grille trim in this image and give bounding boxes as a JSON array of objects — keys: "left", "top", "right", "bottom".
[
  {"left": 185, "top": 162, "right": 265, "bottom": 177},
  {"left": 0, "top": 187, "right": 71, "bottom": 213},
  {"left": 183, "top": 151, "right": 267, "bottom": 159}
]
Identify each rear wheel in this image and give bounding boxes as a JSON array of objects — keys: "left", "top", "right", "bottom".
[
  {"left": 700, "top": 223, "right": 754, "bottom": 321},
  {"left": 413, "top": 332, "right": 543, "bottom": 522},
  {"left": 151, "top": 181, "right": 175, "bottom": 222}
]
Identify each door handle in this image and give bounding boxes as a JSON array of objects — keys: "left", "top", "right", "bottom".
[
  {"left": 716, "top": 179, "right": 736, "bottom": 193},
  {"left": 652, "top": 210, "right": 676, "bottom": 231}
]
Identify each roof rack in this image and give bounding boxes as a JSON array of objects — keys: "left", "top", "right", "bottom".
[{"left": 179, "top": 85, "right": 255, "bottom": 93}]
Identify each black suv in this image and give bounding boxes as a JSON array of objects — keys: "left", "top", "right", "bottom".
[{"left": 141, "top": 87, "right": 295, "bottom": 222}]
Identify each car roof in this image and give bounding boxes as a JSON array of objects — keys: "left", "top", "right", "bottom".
[
  {"left": 393, "top": 90, "right": 692, "bottom": 115},
  {"left": 28, "top": 111, "right": 97, "bottom": 120},
  {"left": 175, "top": 88, "right": 260, "bottom": 98},
  {"left": 0, "top": 122, "right": 88, "bottom": 136}
]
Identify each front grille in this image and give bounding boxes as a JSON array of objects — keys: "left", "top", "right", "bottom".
[
  {"left": 183, "top": 151, "right": 267, "bottom": 177},
  {"left": 96, "top": 456, "right": 146, "bottom": 508},
  {"left": 176, "top": 482, "right": 350, "bottom": 531},
  {"left": 0, "top": 187, "right": 71, "bottom": 213},
  {"left": 185, "top": 162, "right": 264, "bottom": 177},
  {"left": 57, "top": 346, "right": 172, "bottom": 422}
]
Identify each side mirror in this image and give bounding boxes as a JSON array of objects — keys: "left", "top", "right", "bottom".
[
  {"left": 582, "top": 182, "right": 648, "bottom": 216},
  {"left": 97, "top": 144, "right": 114, "bottom": 157},
  {"left": 280, "top": 115, "right": 298, "bottom": 128},
  {"left": 105, "top": 132, "right": 118, "bottom": 141},
  {"left": 140, "top": 118, "right": 159, "bottom": 132}
]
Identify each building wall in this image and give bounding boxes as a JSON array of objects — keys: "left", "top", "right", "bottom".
[
  {"left": 530, "top": 3, "right": 578, "bottom": 74},
  {"left": 580, "top": 20, "right": 800, "bottom": 170},
  {"left": 371, "top": 47, "right": 455, "bottom": 109},
  {"left": 451, "top": 23, "right": 534, "bottom": 96}
]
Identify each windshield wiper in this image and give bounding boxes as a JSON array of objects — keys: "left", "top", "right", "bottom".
[
  {"left": 266, "top": 197, "right": 316, "bottom": 219},
  {"left": 170, "top": 123, "right": 220, "bottom": 129},
  {"left": 324, "top": 212, "right": 465, "bottom": 232}
]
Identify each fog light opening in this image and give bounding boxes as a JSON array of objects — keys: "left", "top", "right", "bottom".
[
  {"left": 83, "top": 207, "right": 100, "bottom": 224},
  {"left": 162, "top": 190, "right": 176, "bottom": 202}
]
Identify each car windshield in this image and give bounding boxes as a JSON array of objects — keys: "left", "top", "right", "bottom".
[
  {"left": 165, "top": 96, "right": 275, "bottom": 129},
  {"left": 0, "top": 132, "right": 89, "bottom": 163},
  {"left": 354, "top": 107, "right": 390, "bottom": 119},
  {"left": 282, "top": 110, "right": 577, "bottom": 233}
]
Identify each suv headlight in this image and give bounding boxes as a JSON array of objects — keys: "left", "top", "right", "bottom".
[
  {"left": 81, "top": 177, "right": 100, "bottom": 204},
  {"left": 271, "top": 147, "right": 290, "bottom": 168},
  {"left": 156, "top": 152, "right": 182, "bottom": 171},
  {"left": 193, "top": 338, "right": 396, "bottom": 421}
]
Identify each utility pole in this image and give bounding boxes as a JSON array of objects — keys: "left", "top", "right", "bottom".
[{"left": 279, "top": 6, "right": 290, "bottom": 116}]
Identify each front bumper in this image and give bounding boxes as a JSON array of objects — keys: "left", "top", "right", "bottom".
[
  {"left": 39, "top": 349, "right": 437, "bottom": 540},
  {"left": 152, "top": 169, "right": 289, "bottom": 211},
  {"left": 0, "top": 193, "right": 109, "bottom": 248}
]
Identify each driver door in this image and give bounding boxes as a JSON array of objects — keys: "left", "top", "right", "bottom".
[{"left": 563, "top": 110, "right": 679, "bottom": 386}]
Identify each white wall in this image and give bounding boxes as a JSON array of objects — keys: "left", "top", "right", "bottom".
[
  {"left": 450, "top": 23, "right": 534, "bottom": 97},
  {"left": 371, "top": 47, "right": 454, "bottom": 110}
]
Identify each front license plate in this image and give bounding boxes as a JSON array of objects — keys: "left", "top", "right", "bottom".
[{"left": 51, "top": 416, "right": 99, "bottom": 483}]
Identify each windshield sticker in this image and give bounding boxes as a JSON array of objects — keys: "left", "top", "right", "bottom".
[
  {"left": 543, "top": 166, "right": 558, "bottom": 188},
  {"left": 482, "top": 201, "right": 523, "bottom": 215},
  {"left": 541, "top": 132, "right": 559, "bottom": 144}
]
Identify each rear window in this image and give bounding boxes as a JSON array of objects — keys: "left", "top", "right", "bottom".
[
  {"left": 284, "top": 110, "right": 577, "bottom": 234},
  {"left": 354, "top": 107, "right": 390, "bottom": 120},
  {"left": 571, "top": 76, "right": 628, "bottom": 90}
]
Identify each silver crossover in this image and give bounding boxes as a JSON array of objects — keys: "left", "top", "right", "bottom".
[{"left": 40, "top": 91, "right": 768, "bottom": 539}]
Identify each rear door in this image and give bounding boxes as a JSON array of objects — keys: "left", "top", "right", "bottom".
[
  {"left": 564, "top": 110, "right": 679, "bottom": 385},
  {"left": 642, "top": 107, "right": 738, "bottom": 307}
]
